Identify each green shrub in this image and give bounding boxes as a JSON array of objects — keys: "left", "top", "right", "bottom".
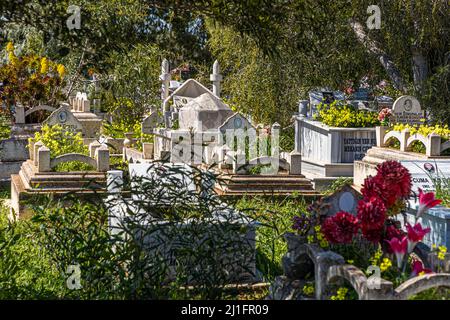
[
  {"left": 1, "top": 165, "right": 262, "bottom": 299},
  {"left": 314, "top": 101, "right": 380, "bottom": 128},
  {"left": 0, "top": 112, "right": 11, "bottom": 140},
  {"left": 30, "top": 124, "right": 92, "bottom": 171},
  {"left": 0, "top": 201, "right": 65, "bottom": 299}
]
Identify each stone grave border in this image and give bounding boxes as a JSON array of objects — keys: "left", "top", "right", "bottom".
[
  {"left": 269, "top": 232, "right": 450, "bottom": 300},
  {"left": 376, "top": 126, "right": 450, "bottom": 156},
  {"left": 29, "top": 140, "right": 110, "bottom": 173}
]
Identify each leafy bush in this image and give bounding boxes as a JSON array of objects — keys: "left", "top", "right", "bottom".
[
  {"left": 0, "top": 201, "right": 65, "bottom": 299},
  {"left": 0, "top": 42, "right": 65, "bottom": 110},
  {"left": 30, "top": 124, "right": 92, "bottom": 171},
  {"left": 0, "top": 165, "right": 262, "bottom": 299},
  {"left": 314, "top": 101, "right": 380, "bottom": 128},
  {"left": 102, "top": 117, "right": 154, "bottom": 152},
  {"left": 0, "top": 111, "right": 11, "bottom": 140}
]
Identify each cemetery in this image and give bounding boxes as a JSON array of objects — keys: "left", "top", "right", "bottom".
[{"left": 0, "top": 0, "right": 449, "bottom": 305}]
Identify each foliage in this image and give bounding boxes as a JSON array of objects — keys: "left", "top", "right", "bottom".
[
  {"left": 235, "top": 195, "right": 309, "bottom": 281},
  {"left": 0, "top": 165, "right": 266, "bottom": 299},
  {"left": 0, "top": 201, "right": 65, "bottom": 299},
  {"left": 30, "top": 124, "right": 92, "bottom": 171},
  {"left": 314, "top": 101, "right": 380, "bottom": 128},
  {"left": 0, "top": 42, "right": 65, "bottom": 110},
  {"left": 208, "top": 23, "right": 302, "bottom": 128},
  {"left": 392, "top": 123, "right": 450, "bottom": 138},
  {"left": 102, "top": 117, "right": 154, "bottom": 152},
  {"left": 425, "top": 168, "right": 450, "bottom": 207},
  {"left": 101, "top": 45, "right": 162, "bottom": 119},
  {"left": 0, "top": 111, "right": 11, "bottom": 140},
  {"left": 323, "top": 177, "right": 353, "bottom": 196},
  {"left": 102, "top": 115, "right": 142, "bottom": 139}
]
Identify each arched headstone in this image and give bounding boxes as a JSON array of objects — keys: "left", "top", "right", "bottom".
[{"left": 392, "top": 95, "right": 424, "bottom": 125}]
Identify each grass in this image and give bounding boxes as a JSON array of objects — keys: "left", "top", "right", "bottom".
[{"left": 233, "top": 195, "right": 309, "bottom": 281}]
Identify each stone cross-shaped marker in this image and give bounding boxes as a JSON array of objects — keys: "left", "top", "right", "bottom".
[
  {"left": 160, "top": 58, "right": 171, "bottom": 127},
  {"left": 160, "top": 59, "right": 171, "bottom": 101},
  {"left": 210, "top": 60, "right": 223, "bottom": 98}
]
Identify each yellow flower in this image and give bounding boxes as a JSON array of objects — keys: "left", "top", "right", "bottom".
[
  {"left": 57, "top": 64, "right": 66, "bottom": 78},
  {"left": 319, "top": 239, "right": 329, "bottom": 248},
  {"left": 307, "top": 235, "right": 314, "bottom": 244},
  {"left": 40, "top": 57, "right": 48, "bottom": 74},
  {"left": 347, "top": 260, "right": 354, "bottom": 265},
  {"left": 438, "top": 246, "right": 447, "bottom": 261},
  {"left": 6, "top": 41, "right": 14, "bottom": 52},
  {"left": 380, "top": 258, "right": 392, "bottom": 272},
  {"left": 331, "top": 287, "right": 348, "bottom": 300},
  {"left": 302, "top": 284, "right": 314, "bottom": 296},
  {"left": 8, "top": 52, "right": 18, "bottom": 66}
]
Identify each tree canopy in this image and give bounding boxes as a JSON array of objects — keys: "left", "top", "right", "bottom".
[{"left": 1, "top": 0, "right": 448, "bottom": 123}]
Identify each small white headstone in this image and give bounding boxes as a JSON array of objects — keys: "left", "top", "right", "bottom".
[
  {"left": 392, "top": 95, "right": 424, "bottom": 125},
  {"left": 43, "top": 105, "right": 84, "bottom": 133}
]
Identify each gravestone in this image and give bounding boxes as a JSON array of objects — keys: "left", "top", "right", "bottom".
[
  {"left": 400, "top": 160, "right": 450, "bottom": 194},
  {"left": 219, "top": 113, "right": 255, "bottom": 134},
  {"left": 353, "top": 88, "right": 370, "bottom": 101},
  {"left": 392, "top": 95, "right": 424, "bottom": 125},
  {"left": 43, "top": 105, "right": 84, "bottom": 133},
  {"left": 320, "top": 184, "right": 362, "bottom": 217},
  {"left": 108, "top": 164, "right": 257, "bottom": 283},
  {"left": 178, "top": 93, "right": 234, "bottom": 132},
  {"left": 342, "top": 134, "right": 377, "bottom": 162},
  {"left": 142, "top": 112, "right": 160, "bottom": 134}
]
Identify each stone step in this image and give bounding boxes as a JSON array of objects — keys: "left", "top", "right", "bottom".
[
  {"left": 223, "top": 180, "right": 313, "bottom": 186},
  {"left": 223, "top": 184, "right": 314, "bottom": 191},
  {"left": 216, "top": 189, "right": 321, "bottom": 197}
]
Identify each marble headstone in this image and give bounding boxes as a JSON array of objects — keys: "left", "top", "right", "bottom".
[
  {"left": 43, "top": 105, "right": 83, "bottom": 133},
  {"left": 320, "top": 184, "right": 363, "bottom": 217},
  {"left": 392, "top": 95, "right": 424, "bottom": 125}
]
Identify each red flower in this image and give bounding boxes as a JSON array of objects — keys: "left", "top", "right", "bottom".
[
  {"left": 357, "top": 197, "right": 387, "bottom": 243},
  {"left": 386, "top": 236, "right": 408, "bottom": 268},
  {"left": 361, "top": 175, "right": 398, "bottom": 208},
  {"left": 361, "top": 175, "right": 383, "bottom": 199},
  {"left": 386, "top": 225, "right": 403, "bottom": 241},
  {"left": 406, "top": 222, "right": 431, "bottom": 253},
  {"left": 417, "top": 188, "right": 442, "bottom": 217},
  {"left": 321, "top": 211, "right": 360, "bottom": 244},
  {"left": 411, "top": 260, "right": 432, "bottom": 277},
  {"left": 357, "top": 197, "right": 386, "bottom": 229},
  {"left": 361, "top": 225, "right": 383, "bottom": 243},
  {"left": 376, "top": 161, "right": 412, "bottom": 199}
]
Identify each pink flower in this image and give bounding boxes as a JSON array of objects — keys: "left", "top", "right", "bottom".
[
  {"left": 410, "top": 260, "right": 432, "bottom": 277},
  {"left": 417, "top": 188, "right": 442, "bottom": 217},
  {"left": 406, "top": 222, "right": 431, "bottom": 253},
  {"left": 386, "top": 236, "right": 408, "bottom": 268}
]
